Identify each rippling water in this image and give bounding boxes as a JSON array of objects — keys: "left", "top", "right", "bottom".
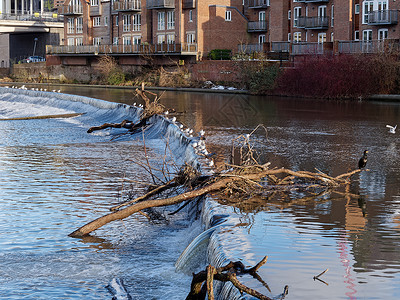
[{"left": 2, "top": 84, "right": 400, "bottom": 299}]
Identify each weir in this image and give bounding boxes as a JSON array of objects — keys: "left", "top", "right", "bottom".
[{"left": 0, "top": 86, "right": 245, "bottom": 299}]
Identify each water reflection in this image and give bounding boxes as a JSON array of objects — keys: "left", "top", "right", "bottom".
[{"left": 6, "top": 84, "right": 400, "bottom": 299}]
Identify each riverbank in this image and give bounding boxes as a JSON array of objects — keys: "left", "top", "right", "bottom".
[{"left": 2, "top": 81, "right": 400, "bottom": 102}]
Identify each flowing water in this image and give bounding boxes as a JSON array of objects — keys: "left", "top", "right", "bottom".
[{"left": 1, "top": 84, "right": 400, "bottom": 299}]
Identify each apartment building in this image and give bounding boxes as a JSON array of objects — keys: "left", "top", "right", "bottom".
[{"left": 54, "top": 0, "right": 400, "bottom": 60}]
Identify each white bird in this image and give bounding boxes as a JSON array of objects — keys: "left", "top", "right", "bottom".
[
  {"left": 386, "top": 124, "right": 397, "bottom": 134},
  {"left": 209, "top": 160, "right": 214, "bottom": 167},
  {"left": 193, "top": 142, "right": 198, "bottom": 148},
  {"left": 179, "top": 124, "right": 183, "bottom": 129},
  {"left": 164, "top": 111, "right": 169, "bottom": 115},
  {"left": 199, "top": 130, "right": 205, "bottom": 136},
  {"left": 171, "top": 117, "right": 176, "bottom": 123},
  {"left": 57, "top": 90, "right": 61, "bottom": 93},
  {"left": 133, "top": 102, "right": 136, "bottom": 106}
]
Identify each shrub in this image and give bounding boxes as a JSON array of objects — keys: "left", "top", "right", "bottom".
[
  {"left": 275, "top": 54, "right": 400, "bottom": 99},
  {"left": 240, "top": 62, "right": 280, "bottom": 94},
  {"left": 209, "top": 49, "right": 232, "bottom": 60}
]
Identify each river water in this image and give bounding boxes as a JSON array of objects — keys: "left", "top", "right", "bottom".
[{"left": 1, "top": 84, "right": 400, "bottom": 299}]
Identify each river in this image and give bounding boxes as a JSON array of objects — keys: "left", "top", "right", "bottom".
[{"left": 1, "top": 84, "right": 400, "bottom": 299}]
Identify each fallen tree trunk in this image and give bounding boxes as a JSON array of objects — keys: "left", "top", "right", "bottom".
[{"left": 69, "top": 167, "right": 361, "bottom": 237}]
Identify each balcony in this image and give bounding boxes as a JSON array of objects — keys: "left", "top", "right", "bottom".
[
  {"left": 146, "top": 0, "right": 174, "bottom": 9},
  {"left": 338, "top": 40, "right": 400, "bottom": 54},
  {"left": 112, "top": 0, "right": 141, "bottom": 12},
  {"left": 291, "top": 42, "right": 333, "bottom": 55},
  {"left": 46, "top": 43, "right": 197, "bottom": 55},
  {"left": 247, "top": 21, "right": 267, "bottom": 32},
  {"left": 182, "top": 0, "right": 195, "bottom": 9},
  {"left": 367, "top": 10, "right": 398, "bottom": 25},
  {"left": 58, "top": 5, "right": 83, "bottom": 15},
  {"left": 297, "top": 16, "right": 329, "bottom": 29},
  {"left": 248, "top": 0, "right": 269, "bottom": 9}
]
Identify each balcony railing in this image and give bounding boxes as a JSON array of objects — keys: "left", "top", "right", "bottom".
[
  {"left": 146, "top": 0, "right": 174, "bottom": 9},
  {"left": 270, "top": 41, "right": 290, "bottom": 52},
  {"left": 248, "top": 0, "right": 269, "bottom": 8},
  {"left": 58, "top": 5, "right": 83, "bottom": 15},
  {"left": 238, "top": 44, "right": 264, "bottom": 54},
  {"left": 112, "top": 0, "right": 141, "bottom": 12},
  {"left": 46, "top": 43, "right": 197, "bottom": 55},
  {"left": 291, "top": 42, "right": 331, "bottom": 55},
  {"left": 338, "top": 40, "right": 400, "bottom": 54},
  {"left": 367, "top": 10, "right": 398, "bottom": 25},
  {"left": 297, "top": 16, "right": 329, "bottom": 29},
  {"left": 182, "top": 0, "right": 195, "bottom": 9},
  {"left": 248, "top": 21, "right": 267, "bottom": 32},
  {"left": 0, "top": 12, "right": 63, "bottom": 22}
]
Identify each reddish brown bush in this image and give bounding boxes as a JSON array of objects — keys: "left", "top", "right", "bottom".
[{"left": 275, "top": 54, "right": 400, "bottom": 99}]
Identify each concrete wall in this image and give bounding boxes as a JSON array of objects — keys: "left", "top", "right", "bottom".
[{"left": 0, "top": 34, "right": 10, "bottom": 68}]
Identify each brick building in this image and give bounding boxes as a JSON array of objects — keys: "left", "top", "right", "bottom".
[{"left": 51, "top": 0, "right": 400, "bottom": 60}]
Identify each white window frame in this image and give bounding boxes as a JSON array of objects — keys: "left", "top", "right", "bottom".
[
  {"left": 167, "top": 34, "right": 175, "bottom": 44},
  {"left": 76, "top": 37, "right": 83, "bottom": 46},
  {"left": 167, "top": 11, "right": 175, "bottom": 29},
  {"left": 67, "top": 37, "right": 75, "bottom": 46},
  {"left": 116, "top": 15, "right": 119, "bottom": 26},
  {"left": 123, "top": 14, "right": 131, "bottom": 32},
  {"left": 294, "top": 32, "right": 301, "bottom": 43},
  {"left": 67, "top": 18, "right": 74, "bottom": 34},
  {"left": 354, "top": 30, "right": 360, "bottom": 41},
  {"left": 288, "top": 33, "right": 291, "bottom": 42},
  {"left": 133, "top": 35, "right": 141, "bottom": 45},
  {"left": 104, "top": 16, "right": 108, "bottom": 27},
  {"left": 331, "top": 5, "right": 334, "bottom": 27},
  {"left": 258, "top": 34, "right": 265, "bottom": 44},
  {"left": 189, "top": 10, "right": 193, "bottom": 22},
  {"left": 363, "top": 29, "right": 373, "bottom": 41},
  {"left": 158, "top": 12, "right": 165, "bottom": 30},
  {"left": 318, "top": 32, "right": 326, "bottom": 43},
  {"left": 113, "top": 37, "right": 119, "bottom": 45},
  {"left": 76, "top": 17, "right": 83, "bottom": 33},
  {"left": 288, "top": 10, "right": 291, "bottom": 20},
  {"left": 225, "top": 10, "right": 231, "bottom": 21},
  {"left": 123, "top": 36, "right": 131, "bottom": 45},
  {"left": 93, "top": 37, "right": 101, "bottom": 45},
  {"left": 186, "top": 32, "right": 195, "bottom": 44},
  {"left": 90, "top": 0, "right": 98, "bottom": 6},
  {"left": 93, "top": 17, "right": 101, "bottom": 27},
  {"left": 157, "top": 34, "right": 165, "bottom": 44},
  {"left": 294, "top": 7, "right": 301, "bottom": 27},
  {"left": 378, "top": 28, "right": 388, "bottom": 40},
  {"left": 355, "top": 4, "right": 360, "bottom": 14},
  {"left": 363, "top": 1, "right": 374, "bottom": 24},
  {"left": 132, "top": 13, "right": 141, "bottom": 31}
]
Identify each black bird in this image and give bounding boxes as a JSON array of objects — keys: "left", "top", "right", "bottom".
[{"left": 358, "top": 150, "right": 368, "bottom": 169}]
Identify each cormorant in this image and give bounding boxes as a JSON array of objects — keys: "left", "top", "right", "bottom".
[{"left": 358, "top": 150, "right": 368, "bottom": 169}]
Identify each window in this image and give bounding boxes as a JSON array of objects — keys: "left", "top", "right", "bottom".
[
  {"left": 123, "top": 36, "right": 131, "bottom": 45},
  {"left": 294, "top": 7, "right": 301, "bottom": 27},
  {"left": 378, "top": 28, "right": 388, "bottom": 40},
  {"left": 132, "top": 14, "right": 141, "bottom": 31},
  {"left": 288, "top": 10, "right": 291, "bottom": 20},
  {"left": 67, "top": 38, "right": 75, "bottom": 46},
  {"left": 294, "top": 32, "right": 301, "bottom": 43},
  {"left": 259, "top": 11, "right": 265, "bottom": 22},
  {"left": 116, "top": 15, "right": 119, "bottom": 26},
  {"left": 133, "top": 36, "right": 141, "bottom": 45},
  {"left": 93, "top": 17, "right": 101, "bottom": 27},
  {"left": 331, "top": 5, "right": 334, "bottom": 27},
  {"left": 113, "top": 37, "right": 119, "bottom": 45},
  {"left": 157, "top": 34, "right": 165, "bottom": 44},
  {"left": 363, "top": 29, "right": 372, "bottom": 41},
  {"left": 355, "top": 4, "right": 360, "bottom": 14},
  {"left": 67, "top": 18, "right": 74, "bottom": 34},
  {"left": 288, "top": 33, "right": 291, "bottom": 42},
  {"left": 158, "top": 12, "right": 165, "bottom": 30},
  {"left": 167, "top": 34, "right": 175, "bottom": 44},
  {"left": 123, "top": 14, "right": 130, "bottom": 32},
  {"left": 93, "top": 37, "right": 101, "bottom": 45},
  {"left": 76, "top": 37, "right": 83, "bottom": 46},
  {"left": 90, "top": 0, "right": 98, "bottom": 6},
  {"left": 104, "top": 16, "right": 108, "bottom": 26},
  {"left": 318, "top": 33, "right": 326, "bottom": 43},
  {"left": 167, "top": 11, "right": 175, "bottom": 29},
  {"left": 258, "top": 34, "right": 265, "bottom": 44},
  {"left": 187, "top": 32, "right": 195, "bottom": 44},
  {"left": 189, "top": 10, "right": 193, "bottom": 22},
  {"left": 363, "top": 1, "right": 373, "bottom": 24},
  {"left": 225, "top": 10, "right": 231, "bottom": 21},
  {"left": 355, "top": 30, "right": 360, "bottom": 40},
  {"left": 76, "top": 17, "right": 83, "bottom": 33},
  {"left": 331, "top": 32, "right": 334, "bottom": 42}
]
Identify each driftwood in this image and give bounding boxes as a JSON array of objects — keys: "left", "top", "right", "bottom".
[
  {"left": 69, "top": 164, "right": 361, "bottom": 237},
  {"left": 186, "top": 256, "right": 288, "bottom": 300}
]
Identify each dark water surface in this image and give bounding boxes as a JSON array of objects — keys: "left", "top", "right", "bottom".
[{"left": 2, "top": 84, "right": 400, "bottom": 299}]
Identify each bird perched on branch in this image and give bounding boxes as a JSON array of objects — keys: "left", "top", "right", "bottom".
[{"left": 358, "top": 150, "right": 368, "bottom": 169}]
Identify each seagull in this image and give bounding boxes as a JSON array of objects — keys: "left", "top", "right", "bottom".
[
  {"left": 199, "top": 130, "right": 205, "bottom": 136},
  {"left": 386, "top": 124, "right": 397, "bottom": 134},
  {"left": 171, "top": 117, "right": 176, "bottom": 123},
  {"left": 358, "top": 150, "right": 368, "bottom": 169},
  {"left": 164, "top": 111, "right": 169, "bottom": 115}
]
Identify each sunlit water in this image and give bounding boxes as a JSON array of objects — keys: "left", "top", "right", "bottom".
[{"left": 2, "top": 84, "right": 400, "bottom": 299}]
